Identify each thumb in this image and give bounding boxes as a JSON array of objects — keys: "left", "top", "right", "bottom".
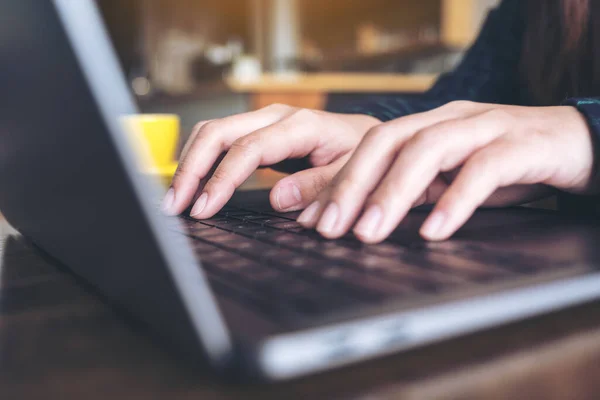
[{"left": 270, "top": 159, "right": 346, "bottom": 212}]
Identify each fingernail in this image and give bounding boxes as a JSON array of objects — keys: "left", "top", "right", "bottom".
[
  {"left": 297, "top": 201, "right": 321, "bottom": 226},
  {"left": 276, "top": 184, "right": 302, "bottom": 210},
  {"left": 190, "top": 193, "right": 208, "bottom": 217},
  {"left": 354, "top": 205, "right": 382, "bottom": 240},
  {"left": 420, "top": 211, "right": 446, "bottom": 239},
  {"left": 317, "top": 203, "right": 339, "bottom": 235},
  {"left": 162, "top": 188, "right": 176, "bottom": 215}
]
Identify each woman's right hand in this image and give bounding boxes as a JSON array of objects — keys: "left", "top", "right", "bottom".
[{"left": 161, "top": 104, "right": 380, "bottom": 219}]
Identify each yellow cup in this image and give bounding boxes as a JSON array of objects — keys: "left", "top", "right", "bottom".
[{"left": 122, "top": 114, "right": 179, "bottom": 183}]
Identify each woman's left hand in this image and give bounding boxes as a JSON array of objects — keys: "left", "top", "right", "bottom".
[{"left": 297, "top": 101, "right": 596, "bottom": 243}]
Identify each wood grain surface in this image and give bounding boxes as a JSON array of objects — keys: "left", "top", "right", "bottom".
[{"left": 2, "top": 218, "right": 600, "bottom": 400}]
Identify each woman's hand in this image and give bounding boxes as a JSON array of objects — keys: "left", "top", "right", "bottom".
[
  {"left": 297, "top": 101, "right": 596, "bottom": 243},
  {"left": 162, "top": 104, "right": 380, "bottom": 218}
]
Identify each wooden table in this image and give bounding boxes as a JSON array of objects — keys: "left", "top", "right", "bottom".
[
  {"left": 226, "top": 73, "right": 437, "bottom": 110},
  {"left": 2, "top": 216, "right": 600, "bottom": 399}
]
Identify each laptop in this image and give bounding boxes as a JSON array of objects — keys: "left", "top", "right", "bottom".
[{"left": 3, "top": 0, "right": 600, "bottom": 381}]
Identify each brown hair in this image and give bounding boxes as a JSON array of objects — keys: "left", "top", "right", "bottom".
[{"left": 522, "top": 0, "right": 600, "bottom": 105}]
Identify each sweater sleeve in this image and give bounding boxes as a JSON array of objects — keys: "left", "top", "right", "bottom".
[
  {"left": 558, "top": 97, "right": 600, "bottom": 215},
  {"left": 563, "top": 97, "right": 600, "bottom": 187},
  {"left": 563, "top": 98, "right": 600, "bottom": 136},
  {"left": 332, "top": 0, "right": 526, "bottom": 121}
]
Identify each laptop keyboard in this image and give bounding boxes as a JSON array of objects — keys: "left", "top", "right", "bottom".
[{"left": 174, "top": 205, "right": 560, "bottom": 320}]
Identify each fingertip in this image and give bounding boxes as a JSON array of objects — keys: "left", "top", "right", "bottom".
[
  {"left": 317, "top": 227, "right": 345, "bottom": 240},
  {"left": 353, "top": 205, "right": 382, "bottom": 240},
  {"left": 355, "top": 235, "right": 385, "bottom": 245},
  {"left": 166, "top": 182, "right": 196, "bottom": 216},
  {"left": 270, "top": 182, "right": 303, "bottom": 212},
  {"left": 353, "top": 227, "right": 386, "bottom": 244},
  {"left": 419, "top": 228, "right": 453, "bottom": 241},
  {"left": 297, "top": 201, "right": 321, "bottom": 228},
  {"left": 190, "top": 192, "right": 208, "bottom": 218},
  {"left": 161, "top": 188, "right": 177, "bottom": 216},
  {"left": 419, "top": 210, "right": 450, "bottom": 241},
  {"left": 190, "top": 184, "right": 233, "bottom": 220},
  {"left": 315, "top": 202, "right": 339, "bottom": 236}
]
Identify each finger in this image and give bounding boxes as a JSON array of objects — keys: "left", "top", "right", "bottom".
[
  {"left": 165, "top": 104, "right": 295, "bottom": 215},
  {"left": 297, "top": 101, "right": 481, "bottom": 236},
  {"left": 189, "top": 109, "right": 337, "bottom": 219},
  {"left": 187, "top": 152, "right": 226, "bottom": 208},
  {"left": 420, "top": 138, "right": 537, "bottom": 241},
  {"left": 179, "top": 119, "right": 213, "bottom": 160},
  {"left": 414, "top": 177, "right": 552, "bottom": 208},
  {"left": 353, "top": 109, "right": 511, "bottom": 243},
  {"left": 412, "top": 175, "right": 450, "bottom": 208},
  {"left": 270, "top": 157, "right": 348, "bottom": 212}
]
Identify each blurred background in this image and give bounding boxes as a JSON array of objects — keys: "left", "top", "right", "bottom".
[{"left": 97, "top": 0, "right": 499, "bottom": 186}]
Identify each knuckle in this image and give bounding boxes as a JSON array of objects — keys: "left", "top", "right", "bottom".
[
  {"left": 172, "top": 167, "right": 183, "bottom": 181},
  {"left": 231, "top": 134, "right": 261, "bottom": 153},
  {"left": 173, "top": 158, "right": 193, "bottom": 180},
  {"left": 291, "top": 108, "right": 319, "bottom": 120},
  {"left": 175, "top": 157, "right": 191, "bottom": 174},
  {"left": 482, "top": 108, "right": 514, "bottom": 124},
  {"left": 466, "top": 151, "right": 495, "bottom": 174},
  {"left": 364, "top": 125, "right": 389, "bottom": 142},
  {"left": 192, "top": 120, "right": 208, "bottom": 133},
  {"left": 208, "top": 167, "right": 229, "bottom": 184},
  {"left": 264, "top": 103, "right": 292, "bottom": 113},
  {"left": 311, "top": 172, "right": 331, "bottom": 195},
  {"left": 442, "top": 100, "right": 473, "bottom": 112},
  {"left": 413, "top": 126, "right": 444, "bottom": 147},
  {"left": 401, "top": 137, "right": 430, "bottom": 159},
  {"left": 197, "top": 120, "right": 221, "bottom": 138},
  {"left": 205, "top": 168, "right": 236, "bottom": 194}
]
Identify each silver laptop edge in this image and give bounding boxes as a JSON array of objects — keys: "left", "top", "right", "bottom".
[
  {"left": 53, "top": 0, "right": 233, "bottom": 364},
  {"left": 259, "top": 271, "right": 600, "bottom": 379}
]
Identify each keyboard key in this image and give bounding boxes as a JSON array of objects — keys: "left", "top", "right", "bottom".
[
  {"left": 347, "top": 254, "right": 460, "bottom": 292},
  {"left": 268, "top": 221, "right": 303, "bottom": 230},
  {"left": 275, "top": 235, "right": 320, "bottom": 250},
  {"left": 250, "top": 228, "right": 277, "bottom": 239},
  {"left": 240, "top": 265, "right": 282, "bottom": 284},
  {"left": 205, "top": 275, "right": 281, "bottom": 315},
  {"left": 423, "top": 252, "right": 510, "bottom": 282},
  {"left": 237, "top": 214, "right": 271, "bottom": 221},
  {"left": 201, "top": 249, "right": 239, "bottom": 264},
  {"left": 191, "top": 227, "right": 233, "bottom": 238},
  {"left": 221, "top": 210, "right": 256, "bottom": 217},
  {"left": 260, "top": 248, "right": 297, "bottom": 263},
  {"left": 222, "top": 240, "right": 275, "bottom": 259},
  {"left": 190, "top": 240, "right": 221, "bottom": 255},
  {"left": 318, "top": 267, "right": 411, "bottom": 301},
  {"left": 272, "top": 210, "right": 303, "bottom": 220},
  {"left": 229, "top": 223, "right": 268, "bottom": 233},
  {"left": 365, "top": 243, "right": 406, "bottom": 257},
  {"left": 253, "top": 217, "right": 292, "bottom": 226},
  {"left": 178, "top": 219, "right": 212, "bottom": 230},
  {"left": 205, "top": 220, "right": 248, "bottom": 230},
  {"left": 269, "top": 233, "right": 300, "bottom": 245}
]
